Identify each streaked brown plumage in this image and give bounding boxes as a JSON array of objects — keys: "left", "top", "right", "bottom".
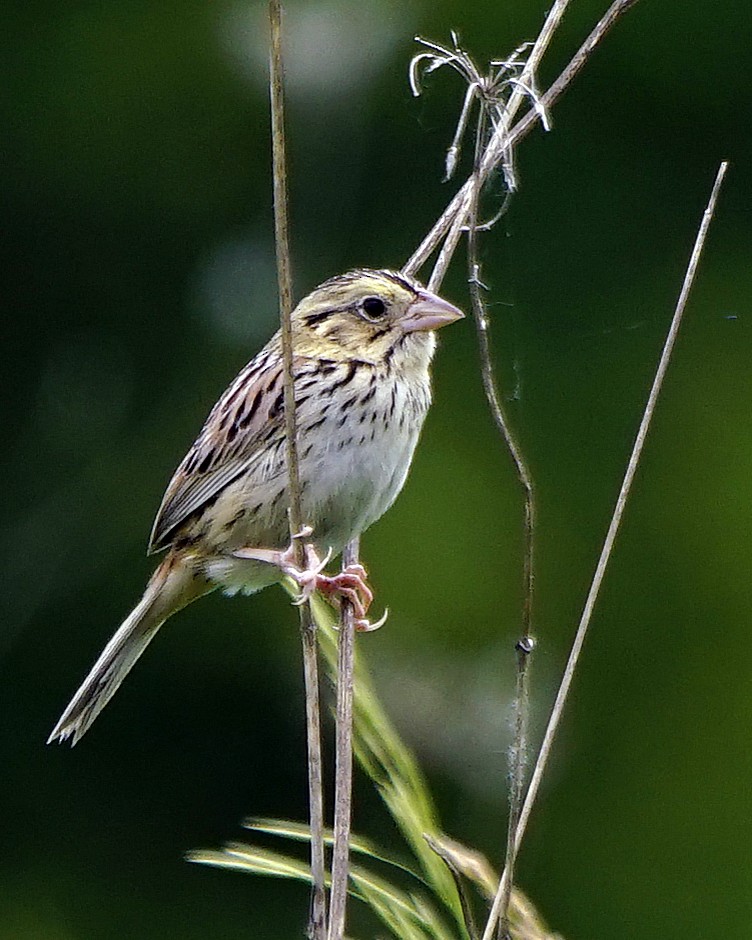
[{"left": 49, "top": 269, "right": 463, "bottom": 745}]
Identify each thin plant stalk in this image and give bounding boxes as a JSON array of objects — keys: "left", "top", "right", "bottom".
[
  {"left": 299, "top": 623, "right": 328, "bottom": 939},
  {"left": 465, "top": 109, "right": 535, "bottom": 939},
  {"left": 501, "top": 638, "right": 534, "bottom": 939},
  {"left": 404, "top": 0, "right": 642, "bottom": 285},
  {"left": 269, "top": 2, "right": 327, "bottom": 935},
  {"left": 327, "top": 536, "right": 359, "bottom": 940},
  {"left": 480, "top": 160, "right": 730, "bottom": 940},
  {"left": 426, "top": 0, "right": 571, "bottom": 292}
]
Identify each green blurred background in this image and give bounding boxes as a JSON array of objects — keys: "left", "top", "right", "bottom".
[{"left": 4, "top": 0, "right": 752, "bottom": 937}]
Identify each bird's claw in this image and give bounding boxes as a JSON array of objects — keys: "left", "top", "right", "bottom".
[{"left": 355, "top": 607, "right": 389, "bottom": 632}]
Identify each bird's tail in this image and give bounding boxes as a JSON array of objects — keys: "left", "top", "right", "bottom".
[{"left": 48, "top": 555, "right": 210, "bottom": 746}]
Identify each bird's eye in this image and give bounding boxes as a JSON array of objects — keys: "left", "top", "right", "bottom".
[{"left": 360, "top": 296, "right": 387, "bottom": 321}]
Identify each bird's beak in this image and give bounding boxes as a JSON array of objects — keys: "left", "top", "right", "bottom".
[{"left": 401, "top": 289, "right": 464, "bottom": 333}]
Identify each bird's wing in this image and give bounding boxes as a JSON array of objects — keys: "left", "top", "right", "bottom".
[{"left": 148, "top": 350, "right": 290, "bottom": 553}]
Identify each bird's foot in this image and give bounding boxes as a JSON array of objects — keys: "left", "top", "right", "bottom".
[
  {"left": 314, "top": 564, "right": 388, "bottom": 632},
  {"left": 234, "top": 535, "right": 386, "bottom": 631}
]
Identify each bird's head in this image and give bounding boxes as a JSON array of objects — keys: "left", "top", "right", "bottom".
[{"left": 291, "top": 269, "right": 464, "bottom": 364}]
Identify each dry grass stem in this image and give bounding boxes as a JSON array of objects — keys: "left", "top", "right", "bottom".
[
  {"left": 269, "top": 2, "right": 327, "bottom": 935},
  {"left": 424, "top": 0, "right": 568, "bottom": 292},
  {"left": 404, "top": 0, "right": 642, "bottom": 286},
  {"left": 465, "top": 106, "right": 536, "bottom": 938},
  {"left": 480, "top": 160, "right": 730, "bottom": 940},
  {"left": 500, "top": 637, "right": 534, "bottom": 939},
  {"left": 327, "top": 536, "right": 359, "bottom": 940}
]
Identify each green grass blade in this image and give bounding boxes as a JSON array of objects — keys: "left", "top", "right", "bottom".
[
  {"left": 244, "top": 817, "right": 426, "bottom": 885},
  {"left": 189, "top": 842, "right": 454, "bottom": 940}
]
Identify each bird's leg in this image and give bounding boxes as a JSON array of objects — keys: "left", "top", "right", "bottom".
[
  {"left": 234, "top": 534, "right": 386, "bottom": 631},
  {"left": 233, "top": 526, "right": 329, "bottom": 595},
  {"left": 233, "top": 524, "right": 312, "bottom": 569}
]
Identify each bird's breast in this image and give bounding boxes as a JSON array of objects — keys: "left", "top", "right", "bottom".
[{"left": 297, "top": 367, "right": 431, "bottom": 554}]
